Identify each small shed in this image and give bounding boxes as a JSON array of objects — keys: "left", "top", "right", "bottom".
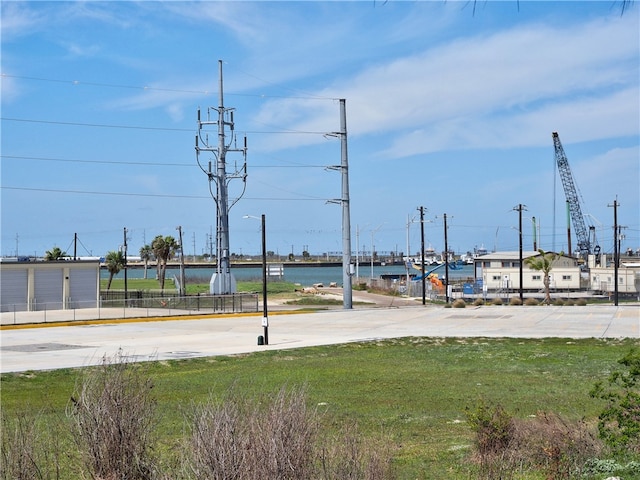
[{"left": 0, "top": 258, "right": 100, "bottom": 312}]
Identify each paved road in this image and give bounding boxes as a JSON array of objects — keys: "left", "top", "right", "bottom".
[{"left": 1, "top": 304, "right": 638, "bottom": 373}]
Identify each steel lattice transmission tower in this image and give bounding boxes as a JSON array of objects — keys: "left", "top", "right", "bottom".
[{"left": 196, "top": 60, "right": 247, "bottom": 294}]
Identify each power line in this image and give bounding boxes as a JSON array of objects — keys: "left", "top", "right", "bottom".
[
  {"left": 0, "top": 154, "right": 328, "bottom": 169},
  {"left": 1, "top": 72, "right": 337, "bottom": 101},
  {"left": 1, "top": 155, "right": 192, "bottom": 167},
  {"left": 1, "top": 185, "right": 326, "bottom": 201},
  {"left": 1, "top": 117, "right": 330, "bottom": 136},
  {"left": 1, "top": 117, "right": 190, "bottom": 132}
]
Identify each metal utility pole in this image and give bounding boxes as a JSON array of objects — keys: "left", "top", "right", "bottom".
[
  {"left": 418, "top": 206, "right": 426, "bottom": 305},
  {"left": 195, "top": 60, "right": 247, "bottom": 294},
  {"left": 328, "top": 99, "right": 353, "bottom": 309},
  {"left": 176, "top": 226, "right": 186, "bottom": 297},
  {"left": 261, "top": 214, "right": 269, "bottom": 343},
  {"left": 609, "top": 199, "right": 619, "bottom": 306},
  {"left": 339, "top": 99, "right": 353, "bottom": 309},
  {"left": 443, "top": 214, "right": 449, "bottom": 304},
  {"left": 513, "top": 204, "right": 527, "bottom": 304},
  {"left": 123, "top": 227, "right": 128, "bottom": 305}
]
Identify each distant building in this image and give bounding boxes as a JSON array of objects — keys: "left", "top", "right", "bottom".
[
  {"left": 0, "top": 258, "right": 100, "bottom": 312},
  {"left": 588, "top": 254, "right": 640, "bottom": 295},
  {"left": 474, "top": 251, "right": 582, "bottom": 292}
]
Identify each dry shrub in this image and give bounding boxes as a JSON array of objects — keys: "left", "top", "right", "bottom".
[
  {"left": 318, "top": 422, "right": 395, "bottom": 480},
  {"left": 67, "top": 350, "right": 157, "bottom": 480},
  {"left": 491, "top": 298, "right": 503, "bottom": 306},
  {"left": 1, "top": 410, "right": 64, "bottom": 480},
  {"left": 511, "top": 412, "right": 602, "bottom": 478},
  {"left": 473, "top": 298, "right": 485, "bottom": 306},
  {"left": 467, "top": 401, "right": 603, "bottom": 479},
  {"left": 524, "top": 298, "right": 539, "bottom": 306},
  {"left": 509, "top": 297, "right": 522, "bottom": 306},
  {"left": 188, "top": 393, "right": 247, "bottom": 480},
  {"left": 250, "top": 386, "right": 317, "bottom": 479},
  {"left": 186, "top": 385, "right": 395, "bottom": 480},
  {"left": 452, "top": 299, "right": 466, "bottom": 308}
]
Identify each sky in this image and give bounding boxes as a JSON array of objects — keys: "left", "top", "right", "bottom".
[{"left": 1, "top": 0, "right": 639, "bottom": 261}]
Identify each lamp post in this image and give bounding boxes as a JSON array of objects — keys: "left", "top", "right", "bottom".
[
  {"left": 513, "top": 204, "right": 527, "bottom": 304},
  {"left": 244, "top": 215, "right": 268, "bottom": 344},
  {"left": 418, "top": 207, "right": 426, "bottom": 305}
]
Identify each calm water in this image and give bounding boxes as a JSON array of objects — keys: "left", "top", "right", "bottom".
[{"left": 102, "top": 263, "right": 475, "bottom": 286}]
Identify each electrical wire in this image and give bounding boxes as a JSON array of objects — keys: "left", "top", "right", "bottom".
[{"left": 1, "top": 185, "right": 326, "bottom": 201}]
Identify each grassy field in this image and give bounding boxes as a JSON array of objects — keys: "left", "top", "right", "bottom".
[
  {"left": 2, "top": 336, "right": 639, "bottom": 478},
  {"left": 101, "top": 278, "right": 298, "bottom": 296}
]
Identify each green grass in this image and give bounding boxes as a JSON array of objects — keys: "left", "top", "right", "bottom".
[
  {"left": 2, "top": 337, "right": 639, "bottom": 479},
  {"left": 101, "top": 278, "right": 298, "bottom": 295}
]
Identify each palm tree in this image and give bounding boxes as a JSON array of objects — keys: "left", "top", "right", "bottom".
[
  {"left": 139, "top": 244, "right": 153, "bottom": 280},
  {"left": 525, "top": 249, "right": 562, "bottom": 305},
  {"left": 104, "top": 250, "right": 126, "bottom": 290},
  {"left": 151, "top": 235, "right": 179, "bottom": 289},
  {"left": 45, "top": 246, "right": 67, "bottom": 261}
]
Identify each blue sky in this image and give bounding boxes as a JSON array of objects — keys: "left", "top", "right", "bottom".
[{"left": 2, "top": 1, "right": 638, "bottom": 260}]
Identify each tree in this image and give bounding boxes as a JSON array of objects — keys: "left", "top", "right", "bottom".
[
  {"left": 44, "top": 246, "right": 67, "bottom": 261},
  {"left": 151, "top": 235, "right": 178, "bottom": 289},
  {"left": 525, "top": 249, "right": 562, "bottom": 305},
  {"left": 104, "top": 251, "right": 125, "bottom": 290},
  {"left": 139, "top": 245, "right": 153, "bottom": 280}
]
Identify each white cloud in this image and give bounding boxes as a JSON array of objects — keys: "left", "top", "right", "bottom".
[{"left": 252, "top": 13, "right": 638, "bottom": 155}]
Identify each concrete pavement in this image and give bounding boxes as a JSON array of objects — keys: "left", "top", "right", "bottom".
[{"left": 1, "top": 304, "right": 638, "bottom": 373}]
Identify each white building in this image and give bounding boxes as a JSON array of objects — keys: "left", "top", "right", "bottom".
[
  {"left": 0, "top": 259, "right": 100, "bottom": 312},
  {"left": 589, "top": 255, "right": 640, "bottom": 295},
  {"left": 474, "top": 251, "right": 582, "bottom": 292}
]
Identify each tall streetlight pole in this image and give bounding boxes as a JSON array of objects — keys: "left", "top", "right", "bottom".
[
  {"left": 244, "top": 215, "right": 269, "bottom": 344},
  {"left": 418, "top": 206, "right": 426, "bottom": 305},
  {"left": 176, "top": 226, "right": 186, "bottom": 297},
  {"left": 513, "top": 204, "right": 527, "bottom": 304},
  {"left": 123, "top": 227, "right": 128, "bottom": 307},
  {"left": 443, "top": 213, "right": 449, "bottom": 304},
  {"left": 608, "top": 199, "right": 619, "bottom": 306}
]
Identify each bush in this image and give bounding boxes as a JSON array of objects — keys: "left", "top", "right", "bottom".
[
  {"left": 67, "top": 350, "right": 157, "bottom": 480},
  {"left": 452, "top": 299, "right": 466, "bottom": 308},
  {"left": 491, "top": 297, "right": 503, "bottom": 306},
  {"left": 524, "top": 298, "right": 539, "bottom": 306},
  {"left": 508, "top": 297, "right": 522, "bottom": 306},
  {"left": 473, "top": 298, "right": 485, "bottom": 306},
  {"left": 553, "top": 298, "right": 565, "bottom": 306},
  {"left": 576, "top": 298, "right": 587, "bottom": 306},
  {"left": 590, "top": 349, "right": 640, "bottom": 455},
  {"left": 1, "top": 410, "right": 64, "bottom": 480},
  {"left": 466, "top": 401, "right": 603, "bottom": 480}
]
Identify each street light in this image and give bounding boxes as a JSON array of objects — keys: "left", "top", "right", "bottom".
[
  {"left": 243, "top": 214, "right": 269, "bottom": 345},
  {"left": 513, "top": 204, "right": 527, "bottom": 304}
]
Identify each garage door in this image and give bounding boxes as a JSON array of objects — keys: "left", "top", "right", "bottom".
[
  {"left": 70, "top": 267, "right": 98, "bottom": 308},
  {"left": 0, "top": 269, "right": 28, "bottom": 312},
  {"left": 34, "top": 268, "right": 63, "bottom": 310}
]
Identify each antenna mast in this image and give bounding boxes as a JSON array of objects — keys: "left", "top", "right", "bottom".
[{"left": 196, "top": 60, "right": 248, "bottom": 294}]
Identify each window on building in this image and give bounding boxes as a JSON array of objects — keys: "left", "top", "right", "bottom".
[
  {"left": 532, "top": 275, "right": 541, "bottom": 281},
  {"left": 562, "top": 275, "right": 571, "bottom": 281},
  {"left": 492, "top": 275, "right": 501, "bottom": 281}
]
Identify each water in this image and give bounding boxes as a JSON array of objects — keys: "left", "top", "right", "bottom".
[{"left": 102, "top": 263, "right": 475, "bottom": 286}]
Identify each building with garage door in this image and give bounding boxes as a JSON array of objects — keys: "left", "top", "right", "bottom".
[{"left": 0, "top": 259, "right": 100, "bottom": 312}]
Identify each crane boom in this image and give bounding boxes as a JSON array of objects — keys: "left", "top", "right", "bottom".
[{"left": 552, "top": 132, "right": 591, "bottom": 257}]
